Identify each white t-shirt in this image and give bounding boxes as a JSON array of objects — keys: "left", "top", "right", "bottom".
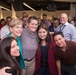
[{"left": 1, "top": 25, "right": 10, "bottom": 39}]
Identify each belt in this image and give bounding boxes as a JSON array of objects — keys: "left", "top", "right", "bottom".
[{"left": 24, "top": 57, "right": 35, "bottom": 62}]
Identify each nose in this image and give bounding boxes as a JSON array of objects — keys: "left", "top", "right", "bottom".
[
  {"left": 41, "top": 33, "right": 44, "bottom": 36},
  {"left": 19, "top": 28, "right": 23, "bottom": 32},
  {"left": 57, "top": 40, "right": 61, "bottom": 44}
]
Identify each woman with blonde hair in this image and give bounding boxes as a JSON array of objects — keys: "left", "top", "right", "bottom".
[{"left": 8, "top": 18, "right": 25, "bottom": 69}]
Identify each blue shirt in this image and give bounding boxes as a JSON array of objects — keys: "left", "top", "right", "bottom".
[{"left": 56, "top": 22, "right": 76, "bottom": 42}]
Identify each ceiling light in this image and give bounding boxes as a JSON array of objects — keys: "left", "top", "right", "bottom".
[
  {"left": 23, "top": 2, "right": 36, "bottom": 11},
  {"left": 0, "top": 6, "right": 10, "bottom": 11}
]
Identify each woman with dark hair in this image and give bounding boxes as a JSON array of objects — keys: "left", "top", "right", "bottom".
[
  {"left": 0, "top": 37, "right": 22, "bottom": 75},
  {"left": 34, "top": 24, "right": 57, "bottom": 75}
]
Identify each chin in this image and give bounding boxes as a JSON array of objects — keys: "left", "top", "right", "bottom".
[
  {"left": 16, "top": 54, "right": 20, "bottom": 57},
  {"left": 41, "top": 38, "right": 45, "bottom": 40},
  {"left": 61, "top": 22, "right": 65, "bottom": 24},
  {"left": 17, "top": 34, "right": 21, "bottom": 37},
  {"left": 31, "top": 30, "right": 36, "bottom": 32},
  {"left": 57, "top": 44, "right": 62, "bottom": 47},
  {"left": 59, "top": 45, "right": 63, "bottom": 47}
]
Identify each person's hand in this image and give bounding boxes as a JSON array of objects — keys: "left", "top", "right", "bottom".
[
  {"left": 49, "top": 32, "right": 54, "bottom": 35},
  {"left": 0, "top": 67, "right": 12, "bottom": 75}
]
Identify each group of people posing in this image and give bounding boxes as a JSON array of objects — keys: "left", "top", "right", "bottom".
[{"left": 0, "top": 12, "right": 76, "bottom": 75}]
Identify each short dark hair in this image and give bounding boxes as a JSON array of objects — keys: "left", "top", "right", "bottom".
[
  {"left": 53, "top": 18, "right": 59, "bottom": 21},
  {"left": 22, "top": 12, "right": 26, "bottom": 15},
  {"left": 53, "top": 31, "right": 64, "bottom": 39},
  {"left": 0, "top": 37, "right": 21, "bottom": 73},
  {"left": 0, "top": 19, "right": 5, "bottom": 22},
  {"left": 43, "top": 14, "right": 47, "bottom": 16},
  {"left": 28, "top": 16, "right": 38, "bottom": 23},
  {"left": 6, "top": 16, "right": 12, "bottom": 20}
]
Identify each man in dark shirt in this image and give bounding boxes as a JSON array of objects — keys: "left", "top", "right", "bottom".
[
  {"left": 49, "top": 18, "right": 59, "bottom": 32},
  {"left": 53, "top": 31, "right": 76, "bottom": 75}
]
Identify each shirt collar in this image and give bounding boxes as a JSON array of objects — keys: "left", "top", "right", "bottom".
[
  {"left": 60, "top": 22, "right": 69, "bottom": 26},
  {"left": 26, "top": 27, "right": 37, "bottom": 39},
  {"left": 64, "top": 22, "right": 69, "bottom": 26}
]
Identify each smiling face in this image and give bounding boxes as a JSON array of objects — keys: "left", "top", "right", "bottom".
[
  {"left": 60, "top": 13, "right": 68, "bottom": 25},
  {"left": 53, "top": 20, "right": 59, "bottom": 27},
  {"left": 1, "top": 20, "right": 6, "bottom": 25},
  {"left": 28, "top": 19, "right": 38, "bottom": 32},
  {"left": 38, "top": 28, "right": 48, "bottom": 40},
  {"left": 54, "top": 34, "right": 66, "bottom": 48},
  {"left": 10, "top": 24, "right": 23, "bottom": 38},
  {"left": 10, "top": 40, "right": 20, "bottom": 57}
]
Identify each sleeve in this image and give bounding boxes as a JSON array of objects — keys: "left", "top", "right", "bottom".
[
  {"left": 1, "top": 28, "right": 6, "bottom": 39},
  {"left": 70, "top": 25, "right": 76, "bottom": 42},
  {"left": 54, "top": 48, "right": 60, "bottom": 60},
  {"left": 72, "top": 41, "right": 76, "bottom": 54}
]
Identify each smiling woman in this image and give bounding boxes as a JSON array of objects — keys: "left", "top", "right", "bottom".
[
  {"left": 9, "top": 19, "right": 23, "bottom": 39},
  {"left": 0, "top": 37, "right": 22, "bottom": 75},
  {"left": 10, "top": 39, "right": 20, "bottom": 57},
  {"left": 34, "top": 23, "right": 57, "bottom": 75},
  {"left": 7, "top": 19, "right": 26, "bottom": 69}
]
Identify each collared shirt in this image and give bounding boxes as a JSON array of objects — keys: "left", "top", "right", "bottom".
[
  {"left": 1, "top": 25, "right": 10, "bottom": 39},
  {"left": 54, "top": 41, "right": 76, "bottom": 65},
  {"left": 21, "top": 27, "right": 38, "bottom": 60},
  {"left": 56, "top": 22, "right": 76, "bottom": 42}
]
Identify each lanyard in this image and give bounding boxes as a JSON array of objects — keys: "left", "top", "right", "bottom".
[{"left": 60, "top": 25, "right": 66, "bottom": 31}]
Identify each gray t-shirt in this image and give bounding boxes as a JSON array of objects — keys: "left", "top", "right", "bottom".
[{"left": 21, "top": 27, "right": 38, "bottom": 60}]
